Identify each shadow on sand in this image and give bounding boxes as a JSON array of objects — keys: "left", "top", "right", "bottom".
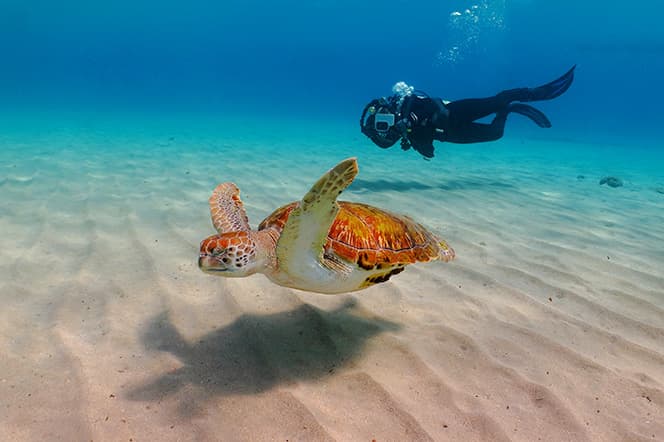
[
  {"left": 127, "top": 299, "right": 399, "bottom": 413},
  {"left": 349, "top": 177, "right": 515, "bottom": 193}
]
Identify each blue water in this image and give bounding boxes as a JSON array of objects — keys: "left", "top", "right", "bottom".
[
  {"left": 2, "top": 0, "right": 664, "bottom": 145},
  {"left": 2, "top": 0, "right": 663, "bottom": 220}
]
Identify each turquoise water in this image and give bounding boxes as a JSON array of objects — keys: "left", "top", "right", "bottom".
[
  {"left": 2, "top": 109, "right": 662, "bottom": 288},
  {"left": 2, "top": 111, "right": 662, "bottom": 263}
]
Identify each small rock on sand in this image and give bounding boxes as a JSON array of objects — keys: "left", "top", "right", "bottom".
[{"left": 599, "top": 176, "right": 623, "bottom": 188}]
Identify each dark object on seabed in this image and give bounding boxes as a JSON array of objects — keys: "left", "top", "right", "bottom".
[
  {"left": 599, "top": 176, "right": 623, "bottom": 188},
  {"left": 655, "top": 187, "right": 664, "bottom": 194}
]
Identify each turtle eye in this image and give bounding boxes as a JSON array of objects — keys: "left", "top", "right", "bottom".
[{"left": 212, "top": 247, "right": 225, "bottom": 256}]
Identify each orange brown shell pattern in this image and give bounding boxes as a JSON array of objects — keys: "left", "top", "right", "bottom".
[{"left": 258, "top": 201, "right": 449, "bottom": 270}]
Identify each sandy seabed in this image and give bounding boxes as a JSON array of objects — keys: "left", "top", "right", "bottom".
[{"left": 1, "top": 122, "right": 662, "bottom": 441}]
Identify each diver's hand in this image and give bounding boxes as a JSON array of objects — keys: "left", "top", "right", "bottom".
[{"left": 395, "top": 118, "right": 409, "bottom": 134}]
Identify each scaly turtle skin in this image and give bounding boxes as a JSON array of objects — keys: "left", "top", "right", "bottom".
[{"left": 198, "top": 158, "right": 454, "bottom": 294}]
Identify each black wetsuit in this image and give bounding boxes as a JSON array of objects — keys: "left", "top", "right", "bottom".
[{"left": 399, "top": 89, "right": 528, "bottom": 158}]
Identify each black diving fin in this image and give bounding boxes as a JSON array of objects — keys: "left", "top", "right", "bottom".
[
  {"left": 526, "top": 65, "right": 576, "bottom": 102},
  {"left": 508, "top": 103, "right": 552, "bottom": 128}
]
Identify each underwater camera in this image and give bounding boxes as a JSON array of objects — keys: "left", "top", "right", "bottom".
[{"left": 374, "top": 112, "right": 395, "bottom": 133}]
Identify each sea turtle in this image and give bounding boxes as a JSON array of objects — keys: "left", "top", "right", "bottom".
[{"left": 198, "top": 157, "right": 455, "bottom": 294}]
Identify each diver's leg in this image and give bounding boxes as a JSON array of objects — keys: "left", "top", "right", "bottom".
[
  {"left": 446, "top": 86, "right": 552, "bottom": 123},
  {"left": 446, "top": 97, "right": 510, "bottom": 125},
  {"left": 445, "top": 66, "right": 575, "bottom": 130},
  {"left": 447, "top": 65, "right": 576, "bottom": 124},
  {"left": 442, "top": 114, "right": 508, "bottom": 144}
]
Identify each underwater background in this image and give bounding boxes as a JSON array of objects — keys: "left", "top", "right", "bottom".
[
  {"left": 1, "top": 1, "right": 663, "bottom": 441},
  {"left": 2, "top": 0, "right": 663, "bottom": 141}
]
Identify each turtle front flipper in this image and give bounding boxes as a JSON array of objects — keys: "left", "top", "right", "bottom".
[
  {"left": 209, "top": 182, "right": 250, "bottom": 233},
  {"left": 276, "top": 158, "right": 359, "bottom": 279}
]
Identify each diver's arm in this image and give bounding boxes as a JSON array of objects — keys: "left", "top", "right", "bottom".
[
  {"left": 399, "top": 96, "right": 437, "bottom": 156},
  {"left": 407, "top": 126, "right": 436, "bottom": 157}
]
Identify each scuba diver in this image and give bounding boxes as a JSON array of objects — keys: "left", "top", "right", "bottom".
[{"left": 360, "top": 65, "right": 576, "bottom": 159}]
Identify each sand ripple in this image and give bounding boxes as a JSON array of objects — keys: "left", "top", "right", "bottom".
[{"left": 0, "top": 133, "right": 662, "bottom": 441}]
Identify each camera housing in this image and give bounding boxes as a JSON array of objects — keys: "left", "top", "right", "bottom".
[{"left": 374, "top": 113, "right": 395, "bottom": 133}]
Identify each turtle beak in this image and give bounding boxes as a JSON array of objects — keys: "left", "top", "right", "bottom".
[{"left": 198, "top": 255, "right": 226, "bottom": 273}]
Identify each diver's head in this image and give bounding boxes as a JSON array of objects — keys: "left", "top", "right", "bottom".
[
  {"left": 392, "top": 81, "right": 414, "bottom": 101},
  {"left": 360, "top": 96, "right": 401, "bottom": 148}
]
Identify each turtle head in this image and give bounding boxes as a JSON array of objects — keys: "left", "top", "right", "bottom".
[{"left": 198, "top": 231, "right": 268, "bottom": 277}]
